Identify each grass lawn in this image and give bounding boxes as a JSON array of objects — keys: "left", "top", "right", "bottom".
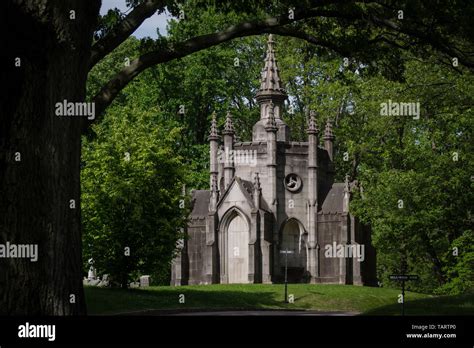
[{"left": 85, "top": 284, "right": 473, "bottom": 315}]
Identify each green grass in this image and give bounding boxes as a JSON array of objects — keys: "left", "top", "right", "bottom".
[{"left": 84, "top": 284, "right": 474, "bottom": 315}]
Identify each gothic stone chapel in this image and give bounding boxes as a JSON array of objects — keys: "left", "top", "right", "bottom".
[{"left": 172, "top": 35, "right": 376, "bottom": 286}]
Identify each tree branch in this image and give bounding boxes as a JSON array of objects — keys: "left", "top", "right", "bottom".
[
  {"left": 87, "top": 0, "right": 474, "bottom": 132},
  {"left": 88, "top": 7, "right": 344, "bottom": 128},
  {"left": 369, "top": 15, "right": 474, "bottom": 69},
  {"left": 90, "top": 0, "right": 165, "bottom": 69},
  {"left": 269, "top": 26, "right": 352, "bottom": 57}
]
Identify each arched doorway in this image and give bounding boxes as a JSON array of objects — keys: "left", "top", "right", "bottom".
[
  {"left": 280, "top": 219, "right": 308, "bottom": 283},
  {"left": 227, "top": 214, "right": 249, "bottom": 283}
]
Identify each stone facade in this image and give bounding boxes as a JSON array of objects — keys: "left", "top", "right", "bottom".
[{"left": 171, "top": 35, "right": 376, "bottom": 286}]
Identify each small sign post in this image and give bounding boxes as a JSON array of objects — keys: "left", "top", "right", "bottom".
[
  {"left": 389, "top": 274, "right": 419, "bottom": 316},
  {"left": 280, "top": 249, "right": 294, "bottom": 303}
]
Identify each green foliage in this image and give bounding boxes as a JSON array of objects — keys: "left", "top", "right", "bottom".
[
  {"left": 85, "top": 1, "right": 473, "bottom": 294},
  {"left": 436, "top": 231, "right": 474, "bottom": 295},
  {"left": 81, "top": 105, "right": 188, "bottom": 287},
  {"left": 94, "top": 8, "right": 125, "bottom": 42},
  {"left": 347, "top": 55, "right": 474, "bottom": 293},
  {"left": 87, "top": 37, "right": 142, "bottom": 102}
]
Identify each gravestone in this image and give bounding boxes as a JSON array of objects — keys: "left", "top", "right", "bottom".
[
  {"left": 89, "top": 278, "right": 100, "bottom": 286},
  {"left": 98, "top": 274, "right": 109, "bottom": 287},
  {"left": 87, "top": 266, "right": 96, "bottom": 280},
  {"left": 140, "top": 275, "right": 150, "bottom": 287}
]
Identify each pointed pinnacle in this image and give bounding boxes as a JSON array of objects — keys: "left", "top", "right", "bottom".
[
  {"left": 254, "top": 172, "right": 261, "bottom": 191},
  {"left": 307, "top": 110, "right": 319, "bottom": 135},
  {"left": 324, "top": 118, "right": 335, "bottom": 139},
  {"left": 208, "top": 111, "right": 219, "bottom": 140},
  {"left": 222, "top": 111, "right": 235, "bottom": 135}
]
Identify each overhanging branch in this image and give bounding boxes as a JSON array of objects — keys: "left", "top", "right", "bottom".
[
  {"left": 87, "top": 1, "right": 474, "bottom": 132},
  {"left": 90, "top": 0, "right": 165, "bottom": 69},
  {"left": 88, "top": 7, "right": 341, "bottom": 127}
]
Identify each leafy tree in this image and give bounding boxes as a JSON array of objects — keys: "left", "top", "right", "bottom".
[
  {"left": 81, "top": 105, "right": 188, "bottom": 288},
  {"left": 347, "top": 55, "right": 474, "bottom": 293},
  {"left": 87, "top": 11, "right": 473, "bottom": 294},
  {"left": 436, "top": 230, "right": 474, "bottom": 295},
  {"left": 3, "top": 0, "right": 473, "bottom": 314},
  {"left": 268, "top": 36, "right": 473, "bottom": 293}
]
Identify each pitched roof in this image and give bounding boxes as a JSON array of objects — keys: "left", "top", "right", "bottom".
[
  {"left": 321, "top": 183, "right": 344, "bottom": 213},
  {"left": 190, "top": 190, "right": 210, "bottom": 219},
  {"left": 218, "top": 176, "right": 255, "bottom": 210}
]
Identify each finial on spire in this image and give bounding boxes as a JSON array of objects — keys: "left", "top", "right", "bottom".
[
  {"left": 211, "top": 175, "right": 219, "bottom": 192},
  {"left": 324, "top": 118, "right": 335, "bottom": 139},
  {"left": 265, "top": 102, "right": 277, "bottom": 131},
  {"left": 307, "top": 110, "right": 319, "bottom": 135},
  {"left": 222, "top": 111, "right": 235, "bottom": 135},
  {"left": 253, "top": 172, "right": 261, "bottom": 191},
  {"left": 256, "top": 35, "right": 287, "bottom": 102},
  {"left": 343, "top": 174, "right": 350, "bottom": 212},
  {"left": 208, "top": 111, "right": 219, "bottom": 140}
]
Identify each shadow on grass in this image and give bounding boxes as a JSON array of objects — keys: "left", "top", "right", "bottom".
[
  {"left": 362, "top": 291, "right": 474, "bottom": 315},
  {"left": 85, "top": 286, "right": 291, "bottom": 315},
  {"left": 86, "top": 285, "right": 471, "bottom": 315}
]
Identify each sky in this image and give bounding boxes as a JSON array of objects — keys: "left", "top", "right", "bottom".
[{"left": 100, "top": 0, "right": 172, "bottom": 38}]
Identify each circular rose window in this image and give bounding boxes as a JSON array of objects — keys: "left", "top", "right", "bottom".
[{"left": 284, "top": 173, "right": 302, "bottom": 192}]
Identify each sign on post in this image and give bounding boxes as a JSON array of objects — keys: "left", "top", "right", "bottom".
[
  {"left": 280, "top": 249, "right": 294, "bottom": 303},
  {"left": 389, "top": 275, "right": 419, "bottom": 281},
  {"left": 389, "top": 274, "right": 419, "bottom": 316}
]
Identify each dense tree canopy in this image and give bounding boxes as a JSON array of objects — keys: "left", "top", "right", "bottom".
[
  {"left": 2, "top": 0, "right": 473, "bottom": 315},
  {"left": 84, "top": 10, "right": 473, "bottom": 292},
  {"left": 81, "top": 104, "right": 188, "bottom": 287}
]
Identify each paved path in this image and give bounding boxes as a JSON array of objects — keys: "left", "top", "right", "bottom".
[
  {"left": 167, "top": 310, "right": 359, "bottom": 316},
  {"left": 114, "top": 309, "right": 359, "bottom": 316}
]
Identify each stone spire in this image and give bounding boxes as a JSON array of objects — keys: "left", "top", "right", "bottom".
[
  {"left": 223, "top": 111, "right": 235, "bottom": 189},
  {"left": 253, "top": 172, "right": 261, "bottom": 191},
  {"left": 208, "top": 111, "right": 219, "bottom": 140},
  {"left": 253, "top": 172, "right": 261, "bottom": 209},
  {"left": 256, "top": 34, "right": 287, "bottom": 101},
  {"left": 307, "top": 110, "right": 319, "bottom": 135},
  {"left": 222, "top": 111, "right": 235, "bottom": 135},
  {"left": 343, "top": 174, "right": 350, "bottom": 213},
  {"left": 252, "top": 34, "right": 290, "bottom": 142},
  {"left": 324, "top": 118, "right": 334, "bottom": 139},
  {"left": 306, "top": 108, "right": 320, "bottom": 283},
  {"left": 323, "top": 118, "right": 335, "bottom": 161},
  {"left": 208, "top": 112, "right": 219, "bottom": 209},
  {"left": 209, "top": 175, "right": 219, "bottom": 211}
]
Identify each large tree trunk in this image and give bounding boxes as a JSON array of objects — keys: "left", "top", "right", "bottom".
[{"left": 0, "top": 0, "right": 99, "bottom": 315}]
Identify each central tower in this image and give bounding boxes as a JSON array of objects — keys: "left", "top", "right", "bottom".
[
  {"left": 253, "top": 34, "right": 290, "bottom": 142},
  {"left": 171, "top": 34, "right": 376, "bottom": 288}
]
